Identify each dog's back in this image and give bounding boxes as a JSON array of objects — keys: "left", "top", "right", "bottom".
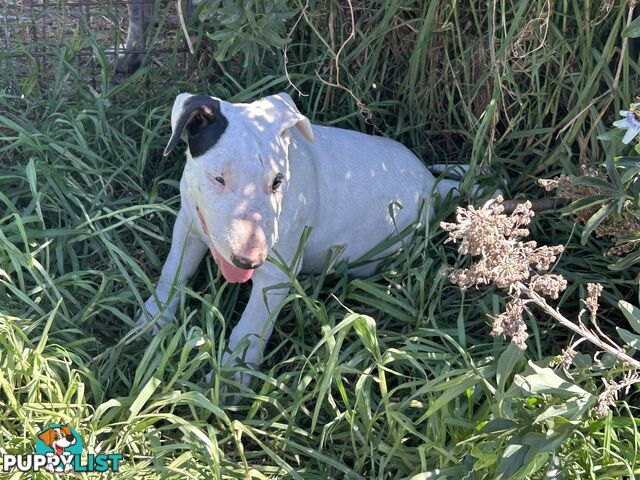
[{"left": 289, "top": 125, "right": 437, "bottom": 275}]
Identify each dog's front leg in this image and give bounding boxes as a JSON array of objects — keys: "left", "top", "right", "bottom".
[
  {"left": 137, "top": 207, "right": 207, "bottom": 330},
  {"left": 222, "top": 260, "right": 295, "bottom": 386}
]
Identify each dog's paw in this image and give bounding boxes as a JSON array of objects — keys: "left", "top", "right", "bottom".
[
  {"left": 204, "top": 369, "right": 249, "bottom": 387},
  {"left": 205, "top": 355, "right": 255, "bottom": 406},
  {"left": 219, "top": 349, "right": 259, "bottom": 390},
  {"left": 205, "top": 370, "right": 245, "bottom": 406},
  {"left": 134, "top": 297, "right": 175, "bottom": 334}
]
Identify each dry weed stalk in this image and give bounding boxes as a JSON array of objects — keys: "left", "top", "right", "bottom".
[
  {"left": 594, "top": 371, "right": 640, "bottom": 418},
  {"left": 441, "top": 196, "right": 640, "bottom": 370}
]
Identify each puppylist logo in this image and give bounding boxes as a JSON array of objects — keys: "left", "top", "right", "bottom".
[{"left": 2, "top": 424, "right": 123, "bottom": 474}]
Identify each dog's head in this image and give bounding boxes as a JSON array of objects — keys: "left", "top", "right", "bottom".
[
  {"left": 38, "top": 426, "right": 76, "bottom": 455},
  {"left": 165, "top": 92, "right": 314, "bottom": 283}
]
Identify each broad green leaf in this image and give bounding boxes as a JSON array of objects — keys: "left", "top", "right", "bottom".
[
  {"left": 609, "top": 248, "right": 640, "bottom": 271},
  {"left": 471, "top": 442, "right": 499, "bottom": 470},
  {"left": 581, "top": 203, "right": 616, "bottom": 245},
  {"left": 496, "top": 441, "right": 527, "bottom": 480},
  {"left": 479, "top": 418, "right": 518, "bottom": 433},
  {"left": 511, "top": 362, "right": 590, "bottom": 398},
  {"left": 616, "top": 327, "right": 640, "bottom": 350},
  {"left": 497, "top": 343, "right": 525, "bottom": 396},
  {"left": 571, "top": 175, "right": 616, "bottom": 192},
  {"left": 623, "top": 14, "right": 640, "bottom": 37},
  {"left": 619, "top": 300, "right": 640, "bottom": 334}
]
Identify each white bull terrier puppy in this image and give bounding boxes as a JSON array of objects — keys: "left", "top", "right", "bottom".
[{"left": 137, "top": 92, "right": 461, "bottom": 383}]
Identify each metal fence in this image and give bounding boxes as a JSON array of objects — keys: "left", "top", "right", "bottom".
[{"left": 1, "top": 0, "right": 190, "bottom": 90}]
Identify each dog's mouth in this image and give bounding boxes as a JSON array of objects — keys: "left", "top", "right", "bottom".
[
  {"left": 196, "top": 208, "right": 255, "bottom": 284},
  {"left": 210, "top": 245, "right": 255, "bottom": 284},
  {"left": 55, "top": 445, "right": 64, "bottom": 455}
]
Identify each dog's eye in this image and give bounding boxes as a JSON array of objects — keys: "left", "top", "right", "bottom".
[
  {"left": 272, "top": 173, "right": 284, "bottom": 192},
  {"left": 214, "top": 176, "right": 225, "bottom": 186}
]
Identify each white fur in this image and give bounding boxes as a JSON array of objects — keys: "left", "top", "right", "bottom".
[{"left": 138, "top": 92, "right": 457, "bottom": 387}]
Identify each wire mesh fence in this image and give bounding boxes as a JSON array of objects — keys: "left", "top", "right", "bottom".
[{"left": 1, "top": 0, "right": 191, "bottom": 91}]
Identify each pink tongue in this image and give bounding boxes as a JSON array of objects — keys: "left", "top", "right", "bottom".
[{"left": 210, "top": 246, "right": 254, "bottom": 283}]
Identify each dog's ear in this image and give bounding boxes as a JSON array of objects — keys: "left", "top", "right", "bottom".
[
  {"left": 60, "top": 426, "right": 72, "bottom": 437},
  {"left": 268, "top": 93, "right": 314, "bottom": 143},
  {"left": 38, "top": 429, "right": 55, "bottom": 446},
  {"left": 164, "top": 93, "right": 228, "bottom": 157}
]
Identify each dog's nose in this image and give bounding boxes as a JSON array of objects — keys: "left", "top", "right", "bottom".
[{"left": 230, "top": 255, "right": 264, "bottom": 270}]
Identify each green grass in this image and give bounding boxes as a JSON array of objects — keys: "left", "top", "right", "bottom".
[{"left": 0, "top": 0, "right": 640, "bottom": 478}]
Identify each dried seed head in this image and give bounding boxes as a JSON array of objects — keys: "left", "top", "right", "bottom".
[
  {"left": 529, "top": 274, "right": 568, "bottom": 299},
  {"left": 442, "top": 195, "right": 567, "bottom": 349},
  {"left": 560, "top": 347, "right": 576, "bottom": 369},
  {"left": 491, "top": 298, "right": 529, "bottom": 350},
  {"left": 594, "top": 382, "right": 616, "bottom": 418},
  {"left": 442, "top": 196, "right": 565, "bottom": 296},
  {"left": 594, "top": 373, "right": 640, "bottom": 418},
  {"left": 586, "top": 283, "right": 603, "bottom": 323}
]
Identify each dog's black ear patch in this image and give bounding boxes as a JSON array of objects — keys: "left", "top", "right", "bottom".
[{"left": 164, "top": 95, "right": 228, "bottom": 157}]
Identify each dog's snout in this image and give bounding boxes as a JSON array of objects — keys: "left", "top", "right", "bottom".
[
  {"left": 231, "top": 254, "right": 265, "bottom": 270},
  {"left": 66, "top": 435, "right": 75, "bottom": 443}
]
